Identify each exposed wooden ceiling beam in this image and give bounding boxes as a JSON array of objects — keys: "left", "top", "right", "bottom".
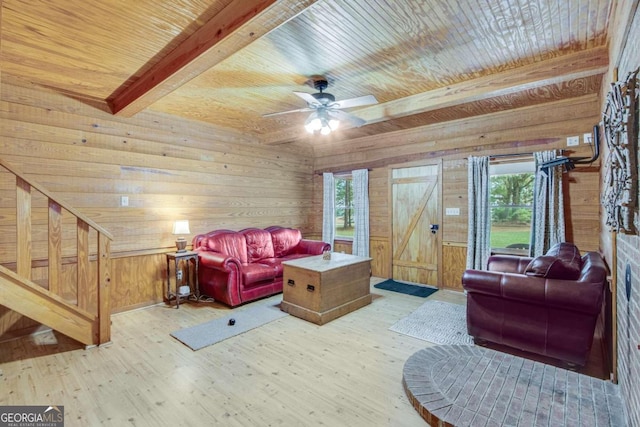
[
  {"left": 109, "top": 0, "right": 320, "bottom": 117},
  {"left": 260, "top": 46, "right": 608, "bottom": 145}
]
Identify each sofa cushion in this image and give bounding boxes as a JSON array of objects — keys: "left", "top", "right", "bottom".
[
  {"left": 525, "top": 243, "right": 582, "bottom": 280},
  {"left": 257, "top": 258, "right": 284, "bottom": 277},
  {"left": 241, "top": 263, "right": 276, "bottom": 286},
  {"left": 269, "top": 227, "right": 302, "bottom": 257},
  {"left": 206, "top": 231, "right": 248, "bottom": 264},
  {"left": 241, "top": 228, "right": 275, "bottom": 262}
]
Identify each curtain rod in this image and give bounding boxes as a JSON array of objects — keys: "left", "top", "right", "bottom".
[
  {"left": 315, "top": 168, "right": 372, "bottom": 175},
  {"left": 489, "top": 152, "right": 534, "bottom": 159},
  {"left": 465, "top": 149, "right": 565, "bottom": 160}
]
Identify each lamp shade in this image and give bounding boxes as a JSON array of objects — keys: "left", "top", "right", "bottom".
[{"left": 172, "top": 220, "right": 190, "bottom": 235}]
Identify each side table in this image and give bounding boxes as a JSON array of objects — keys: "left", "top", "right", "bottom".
[{"left": 166, "top": 251, "right": 199, "bottom": 308}]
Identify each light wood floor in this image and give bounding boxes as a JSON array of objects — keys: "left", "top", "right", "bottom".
[{"left": 0, "top": 278, "right": 465, "bottom": 427}]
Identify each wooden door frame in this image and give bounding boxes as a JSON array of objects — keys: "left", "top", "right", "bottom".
[{"left": 387, "top": 159, "right": 443, "bottom": 287}]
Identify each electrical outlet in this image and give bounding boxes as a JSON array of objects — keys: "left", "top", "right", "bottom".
[
  {"left": 584, "top": 133, "right": 593, "bottom": 144},
  {"left": 120, "top": 196, "right": 129, "bottom": 207},
  {"left": 445, "top": 207, "right": 460, "bottom": 216},
  {"left": 177, "top": 270, "right": 183, "bottom": 280},
  {"left": 567, "top": 136, "right": 580, "bottom": 146}
]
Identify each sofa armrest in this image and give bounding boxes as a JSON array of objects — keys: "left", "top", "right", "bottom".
[
  {"left": 296, "top": 239, "right": 331, "bottom": 255},
  {"left": 198, "top": 250, "right": 241, "bottom": 271},
  {"left": 487, "top": 255, "right": 533, "bottom": 274}
]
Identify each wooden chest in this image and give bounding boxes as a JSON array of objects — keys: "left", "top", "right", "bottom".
[{"left": 281, "top": 253, "right": 372, "bottom": 325}]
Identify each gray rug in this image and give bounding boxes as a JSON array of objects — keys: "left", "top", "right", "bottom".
[
  {"left": 389, "top": 300, "right": 474, "bottom": 345},
  {"left": 171, "top": 302, "right": 288, "bottom": 350}
]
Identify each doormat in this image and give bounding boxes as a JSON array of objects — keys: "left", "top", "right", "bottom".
[
  {"left": 374, "top": 279, "right": 438, "bottom": 298},
  {"left": 390, "top": 300, "right": 473, "bottom": 345},
  {"left": 170, "top": 302, "right": 288, "bottom": 351}
]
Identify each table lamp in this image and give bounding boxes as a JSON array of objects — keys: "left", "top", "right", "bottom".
[{"left": 172, "top": 220, "right": 190, "bottom": 252}]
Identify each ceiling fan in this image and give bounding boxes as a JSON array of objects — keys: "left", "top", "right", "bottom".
[{"left": 263, "top": 76, "right": 378, "bottom": 135}]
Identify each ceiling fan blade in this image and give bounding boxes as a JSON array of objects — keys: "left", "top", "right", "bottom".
[
  {"left": 263, "top": 107, "right": 313, "bottom": 117},
  {"left": 333, "top": 94, "right": 378, "bottom": 109},
  {"left": 293, "top": 91, "right": 321, "bottom": 106},
  {"left": 328, "top": 109, "right": 367, "bottom": 128}
]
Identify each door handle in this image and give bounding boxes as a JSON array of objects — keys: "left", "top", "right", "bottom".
[{"left": 430, "top": 224, "right": 439, "bottom": 234}]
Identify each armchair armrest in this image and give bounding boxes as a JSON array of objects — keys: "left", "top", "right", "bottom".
[
  {"left": 463, "top": 270, "right": 545, "bottom": 301},
  {"left": 463, "top": 270, "right": 605, "bottom": 314},
  {"left": 296, "top": 239, "right": 331, "bottom": 255},
  {"left": 487, "top": 255, "right": 533, "bottom": 274},
  {"left": 544, "top": 278, "right": 605, "bottom": 315}
]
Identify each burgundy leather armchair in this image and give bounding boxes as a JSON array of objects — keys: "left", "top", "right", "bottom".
[
  {"left": 462, "top": 243, "right": 608, "bottom": 366},
  {"left": 193, "top": 226, "right": 330, "bottom": 307}
]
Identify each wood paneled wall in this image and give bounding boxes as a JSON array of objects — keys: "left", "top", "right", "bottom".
[
  {"left": 313, "top": 95, "right": 602, "bottom": 291},
  {"left": 0, "top": 75, "right": 604, "bottom": 335},
  {"left": 0, "top": 77, "right": 314, "bottom": 335}
]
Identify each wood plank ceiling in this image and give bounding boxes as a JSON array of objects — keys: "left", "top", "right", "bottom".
[{"left": 0, "top": 0, "right": 612, "bottom": 146}]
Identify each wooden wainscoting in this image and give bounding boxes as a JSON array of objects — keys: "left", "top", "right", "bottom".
[
  {"left": 442, "top": 242, "right": 467, "bottom": 291},
  {"left": 109, "top": 252, "right": 168, "bottom": 313},
  {"left": 331, "top": 238, "right": 391, "bottom": 279}
]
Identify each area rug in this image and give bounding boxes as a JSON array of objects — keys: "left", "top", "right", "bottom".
[
  {"left": 389, "top": 300, "right": 473, "bottom": 345},
  {"left": 373, "top": 279, "right": 438, "bottom": 297},
  {"left": 171, "top": 302, "right": 288, "bottom": 350}
]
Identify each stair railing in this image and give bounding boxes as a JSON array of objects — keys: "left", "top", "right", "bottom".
[{"left": 0, "top": 158, "right": 113, "bottom": 345}]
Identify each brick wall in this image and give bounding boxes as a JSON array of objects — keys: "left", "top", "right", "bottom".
[
  {"left": 616, "top": 235, "right": 640, "bottom": 426},
  {"left": 610, "top": 5, "right": 640, "bottom": 425}
]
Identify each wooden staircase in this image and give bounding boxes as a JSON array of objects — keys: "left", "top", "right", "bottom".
[{"left": 0, "top": 158, "right": 113, "bottom": 346}]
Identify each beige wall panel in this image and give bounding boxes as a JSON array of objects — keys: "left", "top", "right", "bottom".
[
  {"left": 564, "top": 166, "right": 602, "bottom": 252},
  {"left": 329, "top": 238, "right": 389, "bottom": 279},
  {"left": 442, "top": 159, "right": 469, "bottom": 243},
  {"left": 1, "top": 81, "right": 313, "bottom": 159},
  {"left": 370, "top": 238, "right": 391, "bottom": 278},
  {"left": 442, "top": 244, "right": 467, "bottom": 291},
  {"left": 369, "top": 169, "right": 390, "bottom": 240},
  {"left": 314, "top": 95, "right": 600, "bottom": 155},
  {"left": 111, "top": 254, "right": 165, "bottom": 312},
  {"left": 332, "top": 241, "right": 352, "bottom": 255},
  {"left": 313, "top": 98, "right": 602, "bottom": 285},
  {"left": 0, "top": 80, "right": 314, "bottom": 332},
  {"left": 314, "top": 96, "right": 600, "bottom": 171}
]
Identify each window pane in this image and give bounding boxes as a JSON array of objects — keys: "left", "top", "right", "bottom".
[
  {"left": 335, "top": 177, "right": 354, "bottom": 238},
  {"left": 489, "top": 171, "right": 534, "bottom": 251}
]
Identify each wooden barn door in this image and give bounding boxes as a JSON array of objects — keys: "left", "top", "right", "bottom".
[{"left": 391, "top": 163, "right": 441, "bottom": 286}]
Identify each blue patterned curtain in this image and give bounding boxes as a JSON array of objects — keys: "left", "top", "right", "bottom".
[
  {"left": 531, "top": 151, "right": 565, "bottom": 256},
  {"left": 352, "top": 169, "right": 369, "bottom": 257},
  {"left": 466, "top": 156, "right": 491, "bottom": 269},
  {"left": 322, "top": 173, "right": 335, "bottom": 248}
]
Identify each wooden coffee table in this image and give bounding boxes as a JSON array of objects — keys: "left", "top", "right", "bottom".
[{"left": 280, "top": 252, "right": 372, "bottom": 325}]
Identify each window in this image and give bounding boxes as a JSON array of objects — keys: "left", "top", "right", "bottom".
[
  {"left": 334, "top": 175, "right": 354, "bottom": 239},
  {"left": 489, "top": 162, "right": 534, "bottom": 253}
]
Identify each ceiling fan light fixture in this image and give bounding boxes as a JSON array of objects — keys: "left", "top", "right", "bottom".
[
  {"left": 320, "top": 124, "right": 332, "bottom": 135},
  {"left": 304, "top": 113, "right": 322, "bottom": 133},
  {"left": 264, "top": 75, "right": 378, "bottom": 136}
]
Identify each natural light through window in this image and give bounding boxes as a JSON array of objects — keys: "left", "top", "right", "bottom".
[
  {"left": 334, "top": 175, "right": 354, "bottom": 239},
  {"left": 489, "top": 161, "right": 534, "bottom": 253}
]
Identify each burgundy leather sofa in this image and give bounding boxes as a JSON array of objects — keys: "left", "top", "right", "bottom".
[
  {"left": 192, "top": 226, "right": 330, "bottom": 307},
  {"left": 462, "top": 242, "right": 607, "bottom": 366}
]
